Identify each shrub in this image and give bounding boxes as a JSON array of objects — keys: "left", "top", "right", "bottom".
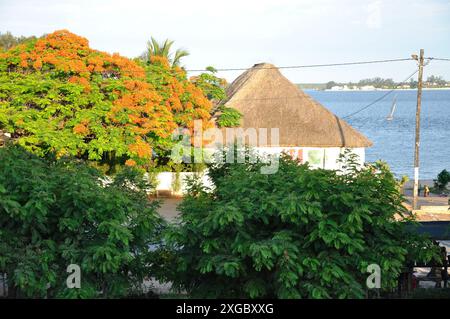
[
  {"left": 433, "top": 169, "right": 450, "bottom": 192},
  {"left": 0, "top": 146, "right": 165, "bottom": 298},
  {"left": 164, "top": 152, "right": 438, "bottom": 298},
  {"left": 409, "top": 288, "right": 450, "bottom": 299}
]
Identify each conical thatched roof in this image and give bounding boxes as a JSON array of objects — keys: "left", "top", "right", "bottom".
[{"left": 223, "top": 63, "right": 372, "bottom": 148}]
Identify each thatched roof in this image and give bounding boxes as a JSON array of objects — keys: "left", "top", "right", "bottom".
[{"left": 223, "top": 63, "right": 372, "bottom": 148}]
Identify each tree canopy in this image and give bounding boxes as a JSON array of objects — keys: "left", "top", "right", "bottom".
[
  {"left": 0, "top": 145, "right": 164, "bottom": 298},
  {"left": 0, "top": 31, "right": 37, "bottom": 51},
  {"left": 163, "top": 151, "right": 439, "bottom": 298},
  {"left": 0, "top": 30, "right": 212, "bottom": 171},
  {"left": 426, "top": 75, "right": 447, "bottom": 86}
]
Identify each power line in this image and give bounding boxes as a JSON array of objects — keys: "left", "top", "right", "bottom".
[
  {"left": 185, "top": 58, "right": 415, "bottom": 72},
  {"left": 426, "top": 57, "right": 450, "bottom": 62},
  {"left": 341, "top": 68, "right": 420, "bottom": 120},
  {"left": 2, "top": 57, "right": 422, "bottom": 75}
]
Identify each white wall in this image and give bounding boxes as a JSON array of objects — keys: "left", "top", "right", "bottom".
[
  {"left": 151, "top": 172, "right": 213, "bottom": 195},
  {"left": 152, "top": 147, "right": 366, "bottom": 194},
  {"left": 255, "top": 146, "right": 365, "bottom": 170}
]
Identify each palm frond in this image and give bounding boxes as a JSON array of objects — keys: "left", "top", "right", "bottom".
[
  {"left": 173, "top": 49, "right": 190, "bottom": 66},
  {"left": 150, "top": 37, "right": 160, "bottom": 56},
  {"left": 144, "top": 37, "right": 189, "bottom": 66},
  {"left": 161, "top": 39, "right": 174, "bottom": 58}
]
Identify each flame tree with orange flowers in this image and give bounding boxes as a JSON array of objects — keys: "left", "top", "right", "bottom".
[{"left": 0, "top": 30, "right": 216, "bottom": 173}]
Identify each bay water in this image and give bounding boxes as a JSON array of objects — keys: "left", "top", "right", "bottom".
[{"left": 307, "top": 89, "right": 450, "bottom": 179}]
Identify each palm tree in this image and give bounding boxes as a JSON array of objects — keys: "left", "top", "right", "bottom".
[
  {"left": 144, "top": 37, "right": 189, "bottom": 67},
  {"left": 172, "top": 48, "right": 190, "bottom": 67}
]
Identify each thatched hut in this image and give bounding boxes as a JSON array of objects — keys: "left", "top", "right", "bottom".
[{"left": 221, "top": 62, "right": 372, "bottom": 169}]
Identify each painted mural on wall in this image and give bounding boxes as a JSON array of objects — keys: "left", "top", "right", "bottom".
[{"left": 279, "top": 148, "right": 324, "bottom": 166}]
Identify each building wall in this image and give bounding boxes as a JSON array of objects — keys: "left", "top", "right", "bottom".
[
  {"left": 152, "top": 147, "right": 366, "bottom": 194},
  {"left": 151, "top": 172, "right": 213, "bottom": 195},
  {"left": 255, "top": 146, "right": 365, "bottom": 170}
]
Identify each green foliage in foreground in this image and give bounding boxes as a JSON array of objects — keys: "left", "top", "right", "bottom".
[
  {"left": 163, "top": 151, "right": 439, "bottom": 298},
  {"left": 409, "top": 288, "right": 450, "bottom": 299},
  {"left": 0, "top": 146, "right": 165, "bottom": 298}
]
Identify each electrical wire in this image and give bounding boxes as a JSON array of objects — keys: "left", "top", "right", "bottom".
[
  {"left": 426, "top": 57, "right": 450, "bottom": 62},
  {"left": 2, "top": 57, "right": 420, "bottom": 74},
  {"left": 185, "top": 58, "right": 415, "bottom": 72},
  {"left": 4, "top": 55, "right": 441, "bottom": 124}
]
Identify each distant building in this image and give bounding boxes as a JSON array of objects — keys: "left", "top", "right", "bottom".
[
  {"left": 360, "top": 85, "right": 376, "bottom": 91},
  {"left": 330, "top": 85, "right": 346, "bottom": 91}
]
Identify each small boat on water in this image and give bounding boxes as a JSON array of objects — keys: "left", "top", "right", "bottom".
[{"left": 386, "top": 96, "right": 397, "bottom": 121}]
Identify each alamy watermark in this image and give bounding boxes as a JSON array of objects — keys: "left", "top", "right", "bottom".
[
  {"left": 62, "top": 262, "right": 380, "bottom": 292},
  {"left": 66, "top": 264, "right": 81, "bottom": 289},
  {"left": 170, "top": 120, "right": 281, "bottom": 174},
  {"left": 366, "top": 263, "right": 381, "bottom": 289}
]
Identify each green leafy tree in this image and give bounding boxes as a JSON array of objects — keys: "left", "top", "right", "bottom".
[
  {"left": 409, "top": 79, "right": 418, "bottom": 89},
  {"left": 162, "top": 150, "right": 438, "bottom": 298},
  {"left": 0, "top": 30, "right": 213, "bottom": 173},
  {"left": 190, "top": 67, "right": 242, "bottom": 127},
  {"left": 0, "top": 145, "right": 165, "bottom": 298},
  {"left": 190, "top": 66, "right": 227, "bottom": 101},
  {"left": 0, "top": 31, "right": 37, "bottom": 51},
  {"left": 433, "top": 169, "right": 450, "bottom": 192},
  {"left": 426, "top": 75, "right": 447, "bottom": 86},
  {"left": 215, "top": 106, "right": 242, "bottom": 128},
  {"left": 325, "top": 81, "right": 338, "bottom": 90}
]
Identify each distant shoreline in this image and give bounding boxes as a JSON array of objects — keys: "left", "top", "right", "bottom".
[
  {"left": 305, "top": 87, "right": 450, "bottom": 92},
  {"left": 327, "top": 87, "right": 450, "bottom": 92}
]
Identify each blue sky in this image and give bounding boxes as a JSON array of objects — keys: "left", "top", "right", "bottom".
[{"left": 1, "top": 0, "right": 450, "bottom": 83}]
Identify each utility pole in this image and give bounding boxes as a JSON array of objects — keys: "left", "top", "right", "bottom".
[{"left": 412, "top": 49, "right": 424, "bottom": 210}]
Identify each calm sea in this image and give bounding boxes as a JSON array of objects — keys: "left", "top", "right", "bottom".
[{"left": 306, "top": 89, "right": 450, "bottom": 179}]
